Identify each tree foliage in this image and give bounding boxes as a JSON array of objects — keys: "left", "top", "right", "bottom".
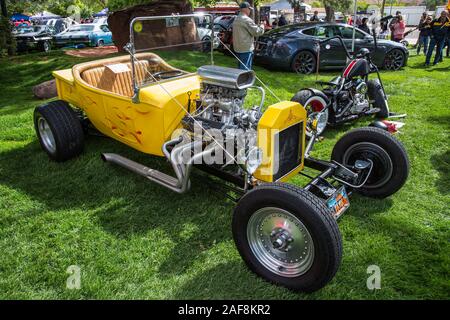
[
  {"left": 322, "top": 0, "right": 352, "bottom": 21},
  {"left": 6, "top": 0, "right": 105, "bottom": 17},
  {"left": 425, "top": 0, "right": 447, "bottom": 10}
]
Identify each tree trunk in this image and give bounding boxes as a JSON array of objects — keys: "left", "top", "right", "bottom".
[
  {"left": 380, "top": 0, "right": 386, "bottom": 17},
  {"left": 1, "top": 0, "right": 8, "bottom": 17},
  {"left": 325, "top": 6, "right": 335, "bottom": 22}
]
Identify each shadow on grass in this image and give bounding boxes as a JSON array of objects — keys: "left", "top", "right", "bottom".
[
  {"left": 430, "top": 150, "right": 450, "bottom": 195},
  {"left": 0, "top": 137, "right": 234, "bottom": 277},
  {"left": 428, "top": 114, "right": 450, "bottom": 130},
  {"left": 171, "top": 261, "right": 287, "bottom": 299},
  {"left": 350, "top": 213, "right": 449, "bottom": 299},
  {"left": 0, "top": 51, "right": 96, "bottom": 116},
  {"left": 408, "top": 59, "right": 450, "bottom": 71}
]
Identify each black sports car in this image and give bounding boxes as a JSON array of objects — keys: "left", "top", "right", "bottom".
[
  {"left": 14, "top": 25, "right": 56, "bottom": 53},
  {"left": 254, "top": 22, "right": 409, "bottom": 74}
]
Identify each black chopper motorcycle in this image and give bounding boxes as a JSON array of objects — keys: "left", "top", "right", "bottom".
[{"left": 292, "top": 34, "right": 392, "bottom": 136}]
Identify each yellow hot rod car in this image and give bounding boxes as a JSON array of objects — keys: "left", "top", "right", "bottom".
[{"left": 33, "top": 15, "right": 409, "bottom": 292}]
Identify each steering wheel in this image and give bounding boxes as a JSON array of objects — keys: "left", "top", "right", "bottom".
[{"left": 153, "top": 70, "right": 185, "bottom": 80}]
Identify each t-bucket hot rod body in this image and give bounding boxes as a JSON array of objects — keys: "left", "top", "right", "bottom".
[{"left": 34, "top": 15, "right": 409, "bottom": 292}]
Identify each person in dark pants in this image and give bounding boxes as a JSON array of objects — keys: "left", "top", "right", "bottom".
[
  {"left": 425, "top": 10, "right": 450, "bottom": 66},
  {"left": 417, "top": 15, "right": 432, "bottom": 55},
  {"left": 232, "top": 2, "right": 265, "bottom": 70},
  {"left": 447, "top": 37, "right": 450, "bottom": 58}
]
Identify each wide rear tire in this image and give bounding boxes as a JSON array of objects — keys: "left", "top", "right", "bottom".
[
  {"left": 331, "top": 127, "right": 409, "bottom": 198},
  {"left": 367, "top": 79, "right": 389, "bottom": 118},
  {"left": 34, "top": 100, "right": 84, "bottom": 162},
  {"left": 233, "top": 183, "right": 342, "bottom": 292}
]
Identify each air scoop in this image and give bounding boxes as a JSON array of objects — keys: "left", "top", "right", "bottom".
[{"left": 197, "top": 65, "right": 255, "bottom": 90}]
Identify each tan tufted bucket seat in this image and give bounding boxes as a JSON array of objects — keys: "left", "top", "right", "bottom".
[
  {"left": 73, "top": 53, "right": 178, "bottom": 98},
  {"left": 81, "top": 61, "right": 149, "bottom": 97}
]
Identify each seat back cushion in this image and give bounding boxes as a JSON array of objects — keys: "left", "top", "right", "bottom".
[{"left": 81, "top": 60, "right": 151, "bottom": 97}]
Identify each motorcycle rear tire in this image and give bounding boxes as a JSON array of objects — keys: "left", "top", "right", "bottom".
[{"left": 368, "top": 79, "right": 389, "bottom": 118}]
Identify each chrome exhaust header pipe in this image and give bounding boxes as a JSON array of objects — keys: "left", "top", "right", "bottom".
[{"left": 101, "top": 137, "right": 219, "bottom": 194}]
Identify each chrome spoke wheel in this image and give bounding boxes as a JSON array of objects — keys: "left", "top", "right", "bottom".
[
  {"left": 304, "top": 97, "right": 328, "bottom": 136},
  {"left": 37, "top": 116, "right": 56, "bottom": 154},
  {"left": 247, "top": 207, "right": 315, "bottom": 277},
  {"left": 306, "top": 109, "right": 328, "bottom": 136}
]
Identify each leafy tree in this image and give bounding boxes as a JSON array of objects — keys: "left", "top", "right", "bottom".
[
  {"left": 287, "top": 0, "right": 351, "bottom": 22},
  {"left": 424, "top": 0, "right": 447, "bottom": 10},
  {"left": 5, "top": 0, "right": 105, "bottom": 17},
  {"left": 322, "top": 0, "right": 352, "bottom": 22}
]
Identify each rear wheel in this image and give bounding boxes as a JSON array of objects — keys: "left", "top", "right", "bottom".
[
  {"left": 202, "top": 36, "right": 211, "bottom": 52},
  {"left": 383, "top": 49, "right": 405, "bottom": 70},
  {"left": 233, "top": 183, "right": 342, "bottom": 292},
  {"left": 97, "top": 39, "right": 104, "bottom": 47},
  {"left": 291, "top": 51, "right": 317, "bottom": 74},
  {"left": 367, "top": 79, "right": 389, "bottom": 118},
  {"left": 34, "top": 100, "right": 84, "bottom": 162},
  {"left": 331, "top": 127, "right": 409, "bottom": 198},
  {"left": 41, "top": 40, "right": 51, "bottom": 53},
  {"left": 291, "top": 89, "right": 329, "bottom": 136}
]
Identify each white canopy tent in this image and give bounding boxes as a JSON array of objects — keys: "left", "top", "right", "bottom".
[
  {"left": 268, "top": 0, "right": 312, "bottom": 12},
  {"left": 31, "top": 11, "right": 61, "bottom": 22}
]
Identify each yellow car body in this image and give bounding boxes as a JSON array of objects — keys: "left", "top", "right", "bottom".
[{"left": 52, "top": 53, "right": 306, "bottom": 183}]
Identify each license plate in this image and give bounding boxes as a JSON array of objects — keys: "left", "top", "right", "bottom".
[{"left": 327, "top": 186, "right": 350, "bottom": 218}]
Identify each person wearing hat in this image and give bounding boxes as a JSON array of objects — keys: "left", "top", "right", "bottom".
[{"left": 232, "top": 1, "right": 265, "bottom": 70}]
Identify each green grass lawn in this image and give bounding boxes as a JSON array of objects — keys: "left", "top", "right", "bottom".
[{"left": 0, "top": 49, "right": 449, "bottom": 299}]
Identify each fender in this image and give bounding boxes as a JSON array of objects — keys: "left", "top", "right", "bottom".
[{"left": 301, "top": 88, "right": 330, "bottom": 106}]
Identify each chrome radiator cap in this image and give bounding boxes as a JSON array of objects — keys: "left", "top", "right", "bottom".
[{"left": 197, "top": 65, "right": 255, "bottom": 90}]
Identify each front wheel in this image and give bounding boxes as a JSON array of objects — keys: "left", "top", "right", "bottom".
[
  {"left": 291, "top": 89, "right": 329, "bottom": 136},
  {"left": 331, "top": 127, "right": 409, "bottom": 198},
  {"left": 233, "top": 183, "right": 342, "bottom": 292},
  {"left": 202, "top": 36, "right": 211, "bottom": 52}
]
